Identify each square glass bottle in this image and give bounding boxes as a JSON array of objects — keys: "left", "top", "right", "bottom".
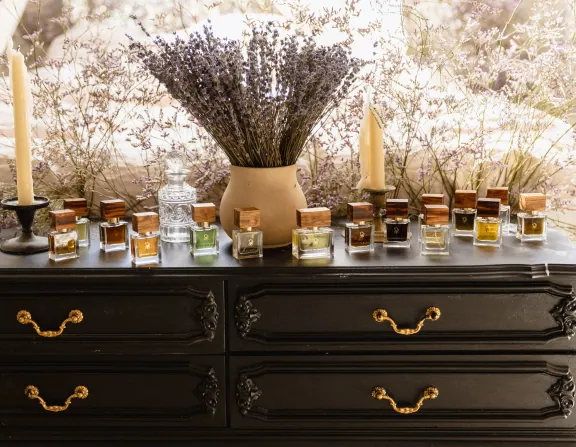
[
  {"left": 421, "top": 205, "right": 450, "bottom": 256},
  {"left": 48, "top": 209, "right": 79, "bottom": 262},
  {"left": 292, "top": 207, "right": 334, "bottom": 260},
  {"left": 99, "top": 199, "right": 128, "bottom": 252},
  {"left": 418, "top": 193, "right": 444, "bottom": 242},
  {"left": 516, "top": 193, "right": 547, "bottom": 242},
  {"left": 384, "top": 198, "right": 411, "bottom": 248},
  {"left": 452, "top": 189, "right": 477, "bottom": 237},
  {"left": 473, "top": 198, "right": 502, "bottom": 247},
  {"left": 345, "top": 202, "right": 374, "bottom": 253},
  {"left": 486, "top": 187, "right": 510, "bottom": 233},
  {"left": 131, "top": 212, "right": 161, "bottom": 265},
  {"left": 190, "top": 203, "right": 219, "bottom": 256},
  {"left": 63, "top": 198, "right": 91, "bottom": 247},
  {"left": 232, "top": 207, "right": 263, "bottom": 260}
]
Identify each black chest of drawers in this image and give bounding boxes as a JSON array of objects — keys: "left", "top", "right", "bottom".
[{"left": 0, "top": 224, "right": 575, "bottom": 447}]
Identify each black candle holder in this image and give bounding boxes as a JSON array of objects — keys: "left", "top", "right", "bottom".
[{"left": 1, "top": 196, "right": 50, "bottom": 255}]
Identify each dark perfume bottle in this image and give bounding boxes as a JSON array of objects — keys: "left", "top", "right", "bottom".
[
  {"left": 232, "top": 207, "right": 263, "bottom": 260},
  {"left": 384, "top": 198, "right": 410, "bottom": 248},
  {"left": 418, "top": 193, "right": 444, "bottom": 242},
  {"left": 190, "top": 203, "right": 219, "bottom": 256},
  {"left": 486, "top": 186, "right": 510, "bottom": 233},
  {"left": 99, "top": 199, "right": 128, "bottom": 252},
  {"left": 516, "top": 193, "right": 547, "bottom": 242},
  {"left": 345, "top": 202, "right": 374, "bottom": 253},
  {"left": 452, "top": 190, "right": 477, "bottom": 237}
]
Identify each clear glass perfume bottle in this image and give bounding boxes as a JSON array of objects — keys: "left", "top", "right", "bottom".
[
  {"left": 384, "top": 198, "right": 411, "bottom": 248},
  {"left": 99, "top": 199, "right": 129, "bottom": 252},
  {"left": 418, "top": 193, "right": 444, "bottom": 242},
  {"left": 421, "top": 205, "right": 450, "bottom": 256},
  {"left": 293, "top": 207, "right": 334, "bottom": 259},
  {"left": 131, "top": 212, "right": 161, "bottom": 265},
  {"left": 63, "top": 198, "right": 91, "bottom": 247},
  {"left": 232, "top": 207, "right": 263, "bottom": 260},
  {"left": 48, "top": 209, "right": 79, "bottom": 262},
  {"left": 158, "top": 150, "right": 196, "bottom": 243},
  {"left": 345, "top": 202, "right": 374, "bottom": 253},
  {"left": 452, "top": 189, "right": 477, "bottom": 237},
  {"left": 190, "top": 203, "right": 219, "bottom": 256},
  {"left": 473, "top": 198, "right": 502, "bottom": 247},
  {"left": 516, "top": 193, "right": 547, "bottom": 242},
  {"left": 486, "top": 187, "right": 510, "bottom": 233}
]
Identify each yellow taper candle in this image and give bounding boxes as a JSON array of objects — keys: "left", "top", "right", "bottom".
[
  {"left": 367, "top": 105, "right": 385, "bottom": 190},
  {"left": 7, "top": 42, "right": 35, "bottom": 205},
  {"left": 356, "top": 100, "right": 371, "bottom": 190}
]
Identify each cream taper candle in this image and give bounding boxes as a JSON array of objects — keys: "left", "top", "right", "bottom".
[
  {"left": 367, "top": 105, "right": 385, "bottom": 190},
  {"left": 7, "top": 42, "right": 35, "bottom": 205},
  {"left": 356, "top": 100, "right": 371, "bottom": 190}
]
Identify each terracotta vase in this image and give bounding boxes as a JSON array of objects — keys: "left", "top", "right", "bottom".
[{"left": 220, "top": 165, "right": 307, "bottom": 248}]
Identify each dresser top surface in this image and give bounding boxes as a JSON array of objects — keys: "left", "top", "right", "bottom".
[{"left": 0, "top": 222, "right": 573, "bottom": 275}]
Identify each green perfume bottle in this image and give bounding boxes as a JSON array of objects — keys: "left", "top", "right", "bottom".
[
  {"left": 292, "top": 207, "right": 334, "bottom": 259},
  {"left": 190, "top": 203, "right": 219, "bottom": 256},
  {"left": 63, "top": 198, "right": 91, "bottom": 247}
]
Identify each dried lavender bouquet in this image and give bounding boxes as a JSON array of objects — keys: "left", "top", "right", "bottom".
[{"left": 129, "top": 22, "right": 361, "bottom": 168}]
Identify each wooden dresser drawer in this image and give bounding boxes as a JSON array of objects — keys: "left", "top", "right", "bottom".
[
  {"left": 229, "top": 279, "right": 576, "bottom": 351},
  {"left": 0, "top": 276, "right": 223, "bottom": 354},
  {"left": 231, "top": 354, "right": 576, "bottom": 429},
  {"left": 0, "top": 356, "right": 224, "bottom": 428}
]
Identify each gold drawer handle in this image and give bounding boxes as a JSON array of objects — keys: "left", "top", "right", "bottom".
[
  {"left": 372, "top": 306, "right": 440, "bottom": 335},
  {"left": 25, "top": 385, "right": 89, "bottom": 412},
  {"left": 372, "top": 386, "right": 438, "bottom": 414},
  {"left": 17, "top": 310, "right": 83, "bottom": 337}
]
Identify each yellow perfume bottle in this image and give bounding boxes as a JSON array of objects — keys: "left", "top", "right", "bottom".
[
  {"left": 418, "top": 193, "right": 444, "bottom": 242},
  {"left": 131, "top": 212, "right": 161, "bottom": 265},
  {"left": 421, "top": 205, "right": 450, "bottom": 256},
  {"left": 486, "top": 187, "right": 510, "bottom": 233},
  {"left": 292, "top": 208, "right": 334, "bottom": 259},
  {"left": 48, "top": 209, "right": 79, "bottom": 262},
  {"left": 516, "top": 193, "right": 547, "bottom": 242},
  {"left": 473, "top": 198, "right": 502, "bottom": 247}
]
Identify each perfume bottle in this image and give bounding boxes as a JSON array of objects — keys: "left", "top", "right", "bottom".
[
  {"left": 383, "top": 198, "right": 411, "bottom": 248},
  {"left": 190, "top": 203, "right": 219, "bottom": 256},
  {"left": 48, "top": 210, "right": 79, "bottom": 262},
  {"left": 63, "top": 198, "right": 91, "bottom": 247},
  {"left": 418, "top": 193, "right": 444, "bottom": 242},
  {"left": 292, "top": 207, "right": 334, "bottom": 260},
  {"left": 232, "top": 207, "right": 263, "bottom": 260},
  {"left": 158, "top": 150, "right": 196, "bottom": 243},
  {"left": 486, "top": 186, "right": 510, "bottom": 233},
  {"left": 345, "top": 202, "right": 374, "bottom": 253},
  {"left": 131, "top": 212, "right": 161, "bottom": 266},
  {"left": 99, "top": 199, "right": 129, "bottom": 252},
  {"left": 452, "top": 189, "right": 477, "bottom": 237},
  {"left": 473, "top": 198, "right": 502, "bottom": 247},
  {"left": 421, "top": 205, "right": 450, "bottom": 256},
  {"left": 516, "top": 193, "right": 547, "bottom": 242}
]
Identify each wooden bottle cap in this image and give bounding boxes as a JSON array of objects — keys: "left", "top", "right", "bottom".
[
  {"left": 486, "top": 187, "right": 509, "bottom": 206},
  {"left": 386, "top": 199, "right": 408, "bottom": 219},
  {"left": 50, "top": 209, "right": 77, "bottom": 231},
  {"left": 519, "top": 193, "right": 546, "bottom": 212},
  {"left": 421, "top": 194, "right": 444, "bottom": 213},
  {"left": 296, "top": 207, "right": 331, "bottom": 228},
  {"left": 454, "top": 190, "right": 477, "bottom": 209},
  {"left": 192, "top": 203, "right": 216, "bottom": 223},
  {"left": 100, "top": 199, "right": 125, "bottom": 219},
  {"left": 347, "top": 202, "right": 373, "bottom": 223},
  {"left": 234, "top": 207, "right": 260, "bottom": 229},
  {"left": 63, "top": 198, "right": 89, "bottom": 217},
  {"left": 133, "top": 212, "right": 159, "bottom": 233},
  {"left": 424, "top": 205, "right": 449, "bottom": 225},
  {"left": 477, "top": 198, "right": 500, "bottom": 218}
]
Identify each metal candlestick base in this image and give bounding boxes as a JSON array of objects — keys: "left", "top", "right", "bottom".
[
  {"left": 364, "top": 186, "right": 396, "bottom": 243},
  {"left": 1, "top": 196, "right": 50, "bottom": 255}
]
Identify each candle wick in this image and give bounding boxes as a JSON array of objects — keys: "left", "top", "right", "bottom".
[{"left": 16, "top": 45, "right": 22, "bottom": 52}]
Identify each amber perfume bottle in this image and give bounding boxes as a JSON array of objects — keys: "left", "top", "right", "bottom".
[
  {"left": 421, "top": 205, "right": 450, "bottom": 256},
  {"left": 190, "top": 203, "right": 219, "bottom": 256},
  {"left": 232, "top": 207, "right": 263, "bottom": 260},
  {"left": 473, "top": 198, "right": 502, "bottom": 247},
  {"left": 48, "top": 209, "right": 79, "bottom": 262},
  {"left": 345, "top": 202, "right": 374, "bottom": 253},
  {"left": 63, "top": 198, "right": 91, "bottom": 247},
  {"left": 292, "top": 207, "right": 334, "bottom": 259},
  {"left": 486, "top": 187, "right": 510, "bottom": 233},
  {"left": 384, "top": 198, "right": 411, "bottom": 248},
  {"left": 516, "top": 193, "right": 547, "bottom": 242},
  {"left": 131, "top": 212, "right": 161, "bottom": 266},
  {"left": 99, "top": 199, "right": 128, "bottom": 252},
  {"left": 452, "top": 189, "right": 477, "bottom": 237},
  {"left": 418, "top": 193, "right": 444, "bottom": 242}
]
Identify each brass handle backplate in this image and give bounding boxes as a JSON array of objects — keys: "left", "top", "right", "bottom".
[
  {"left": 25, "top": 385, "right": 89, "bottom": 412},
  {"left": 372, "top": 386, "right": 438, "bottom": 414},
  {"left": 17, "top": 310, "right": 83, "bottom": 337},
  {"left": 372, "top": 306, "right": 440, "bottom": 335}
]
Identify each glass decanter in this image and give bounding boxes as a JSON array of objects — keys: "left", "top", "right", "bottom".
[{"left": 158, "top": 150, "right": 197, "bottom": 243}]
